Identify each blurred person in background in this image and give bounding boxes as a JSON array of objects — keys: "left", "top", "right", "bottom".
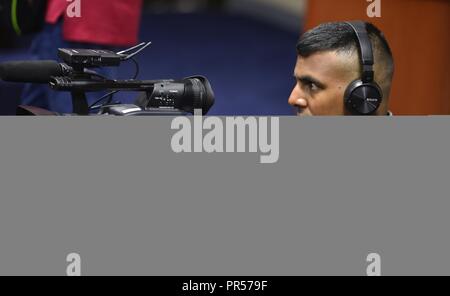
[{"left": 20, "top": 0, "right": 143, "bottom": 113}]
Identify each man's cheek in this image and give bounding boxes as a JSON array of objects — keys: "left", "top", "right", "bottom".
[
  {"left": 309, "top": 96, "right": 327, "bottom": 114},
  {"left": 313, "top": 94, "right": 341, "bottom": 115},
  {"left": 326, "top": 92, "right": 346, "bottom": 114}
]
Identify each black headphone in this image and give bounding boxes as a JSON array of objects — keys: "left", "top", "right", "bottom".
[{"left": 344, "top": 21, "right": 383, "bottom": 115}]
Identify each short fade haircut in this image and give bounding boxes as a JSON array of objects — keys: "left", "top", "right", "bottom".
[{"left": 297, "top": 21, "right": 395, "bottom": 99}]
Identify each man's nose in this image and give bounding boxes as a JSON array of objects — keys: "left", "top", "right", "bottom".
[{"left": 288, "top": 85, "right": 308, "bottom": 108}]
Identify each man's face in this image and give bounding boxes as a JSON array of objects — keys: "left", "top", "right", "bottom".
[{"left": 288, "top": 51, "right": 359, "bottom": 116}]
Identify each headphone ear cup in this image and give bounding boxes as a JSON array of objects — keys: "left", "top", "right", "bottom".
[{"left": 344, "top": 80, "right": 383, "bottom": 115}]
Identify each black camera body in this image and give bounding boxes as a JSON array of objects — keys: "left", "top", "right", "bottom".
[
  {"left": 53, "top": 45, "right": 215, "bottom": 116},
  {"left": 16, "top": 104, "right": 186, "bottom": 116},
  {"left": 0, "top": 42, "right": 215, "bottom": 116},
  {"left": 99, "top": 105, "right": 187, "bottom": 116}
]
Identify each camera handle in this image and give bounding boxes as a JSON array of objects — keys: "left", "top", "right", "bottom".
[
  {"left": 71, "top": 91, "right": 89, "bottom": 115},
  {"left": 57, "top": 67, "right": 107, "bottom": 115}
]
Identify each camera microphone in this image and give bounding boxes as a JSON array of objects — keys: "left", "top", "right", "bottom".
[{"left": 0, "top": 60, "right": 73, "bottom": 83}]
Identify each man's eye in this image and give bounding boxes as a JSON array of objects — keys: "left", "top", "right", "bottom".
[{"left": 304, "top": 82, "right": 319, "bottom": 92}]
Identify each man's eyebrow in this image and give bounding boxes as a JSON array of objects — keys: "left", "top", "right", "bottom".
[{"left": 294, "top": 74, "right": 326, "bottom": 89}]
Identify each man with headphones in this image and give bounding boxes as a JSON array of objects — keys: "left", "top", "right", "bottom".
[{"left": 288, "top": 21, "right": 394, "bottom": 116}]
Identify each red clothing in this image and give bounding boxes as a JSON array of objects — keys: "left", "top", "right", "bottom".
[{"left": 45, "top": 0, "right": 142, "bottom": 46}]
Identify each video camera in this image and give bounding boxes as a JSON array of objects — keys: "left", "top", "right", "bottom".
[{"left": 0, "top": 42, "right": 215, "bottom": 116}]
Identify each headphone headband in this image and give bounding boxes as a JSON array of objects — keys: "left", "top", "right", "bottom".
[{"left": 345, "top": 21, "right": 374, "bottom": 83}]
